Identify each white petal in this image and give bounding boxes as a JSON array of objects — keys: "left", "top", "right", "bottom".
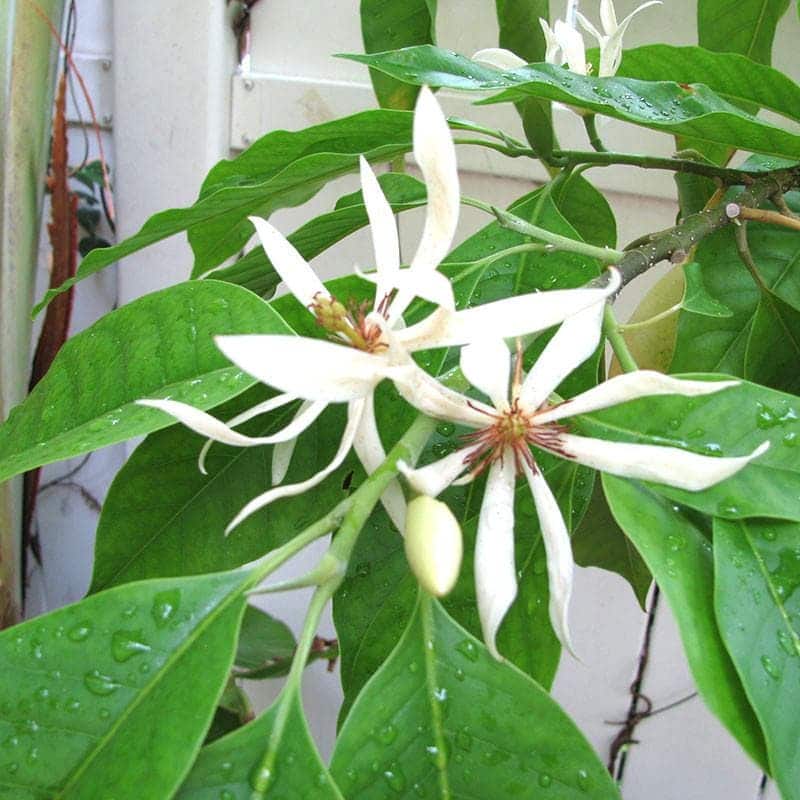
[
  {"left": 198, "top": 392, "right": 298, "bottom": 474},
  {"left": 356, "top": 265, "right": 455, "bottom": 313},
  {"left": 538, "top": 19, "right": 562, "bottom": 64},
  {"left": 555, "top": 435, "right": 770, "bottom": 491},
  {"left": 215, "top": 335, "right": 385, "bottom": 402},
  {"left": 271, "top": 400, "right": 319, "bottom": 484},
  {"left": 599, "top": 0, "right": 661, "bottom": 76},
  {"left": 226, "top": 399, "right": 366, "bottom": 534},
  {"left": 575, "top": 11, "right": 604, "bottom": 44},
  {"left": 249, "top": 216, "right": 327, "bottom": 308},
  {"left": 398, "top": 446, "right": 476, "bottom": 497},
  {"left": 408, "top": 87, "right": 460, "bottom": 276},
  {"left": 554, "top": 20, "right": 588, "bottom": 75},
  {"left": 398, "top": 277, "right": 618, "bottom": 351},
  {"left": 471, "top": 47, "right": 527, "bottom": 71},
  {"left": 536, "top": 373, "right": 740, "bottom": 425},
  {"left": 460, "top": 339, "right": 511, "bottom": 410},
  {"left": 600, "top": 0, "right": 619, "bottom": 33},
  {"left": 353, "top": 393, "right": 407, "bottom": 531},
  {"left": 359, "top": 156, "right": 401, "bottom": 305},
  {"left": 475, "top": 455, "right": 518, "bottom": 660},
  {"left": 520, "top": 301, "right": 605, "bottom": 411},
  {"left": 522, "top": 463, "right": 575, "bottom": 655},
  {"left": 388, "top": 360, "right": 492, "bottom": 428}
]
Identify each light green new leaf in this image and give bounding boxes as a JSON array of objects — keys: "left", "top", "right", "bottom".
[
  {"left": 361, "top": 0, "right": 437, "bottom": 109},
  {"left": 577, "top": 378, "right": 800, "bottom": 522},
  {"left": 177, "top": 693, "right": 342, "bottom": 800},
  {"left": 714, "top": 517, "right": 800, "bottom": 799},
  {"left": 331, "top": 595, "right": 620, "bottom": 799},
  {"left": 698, "top": 0, "right": 790, "bottom": 64},
  {"left": 33, "top": 110, "right": 416, "bottom": 314},
  {"left": 603, "top": 476, "right": 768, "bottom": 769},
  {"left": 342, "top": 47, "right": 800, "bottom": 159},
  {"left": 0, "top": 568, "right": 253, "bottom": 799},
  {"left": 0, "top": 281, "right": 290, "bottom": 485},
  {"left": 615, "top": 44, "right": 800, "bottom": 123}
]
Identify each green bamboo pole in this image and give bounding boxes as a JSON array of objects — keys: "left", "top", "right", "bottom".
[{"left": 0, "top": 0, "right": 66, "bottom": 626}]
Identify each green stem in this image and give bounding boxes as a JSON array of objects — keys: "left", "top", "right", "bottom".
[
  {"left": 492, "top": 206, "right": 625, "bottom": 263},
  {"left": 603, "top": 304, "right": 638, "bottom": 373},
  {"left": 582, "top": 114, "right": 607, "bottom": 152},
  {"left": 617, "top": 303, "right": 681, "bottom": 332}
]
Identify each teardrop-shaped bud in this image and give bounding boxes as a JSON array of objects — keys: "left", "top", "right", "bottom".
[{"left": 404, "top": 496, "right": 463, "bottom": 597}]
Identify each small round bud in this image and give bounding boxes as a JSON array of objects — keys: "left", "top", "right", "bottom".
[
  {"left": 404, "top": 496, "right": 463, "bottom": 597},
  {"left": 725, "top": 202, "right": 741, "bottom": 219}
]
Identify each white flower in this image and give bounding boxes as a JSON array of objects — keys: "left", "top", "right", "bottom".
[
  {"left": 473, "top": 0, "right": 660, "bottom": 78},
  {"left": 138, "top": 87, "right": 620, "bottom": 536},
  {"left": 398, "top": 301, "right": 769, "bottom": 659}
]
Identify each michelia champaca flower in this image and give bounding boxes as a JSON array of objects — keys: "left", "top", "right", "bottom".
[
  {"left": 398, "top": 302, "right": 769, "bottom": 660},
  {"left": 138, "top": 86, "right": 621, "bottom": 537},
  {"left": 474, "top": 0, "right": 660, "bottom": 78}
]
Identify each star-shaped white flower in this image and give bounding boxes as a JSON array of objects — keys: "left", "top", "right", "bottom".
[
  {"left": 398, "top": 301, "right": 769, "bottom": 659},
  {"left": 138, "top": 87, "right": 620, "bottom": 536}
]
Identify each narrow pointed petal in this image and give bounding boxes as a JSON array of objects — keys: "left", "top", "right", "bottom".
[
  {"left": 472, "top": 47, "right": 527, "bottom": 70},
  {"left": 600, "top": 0, "right": 619, "bottom": 33},
  {"left": 356, "top": 265, "right": 455, "bottom": 312},
  {"left": 460, "top": 339, "right": 511, "bottom": 410},
  {"left": 554, "top": 20, "right": 588, "bottom": 75},
  {"left": 575, "top": 11, "right": 604, "bottom": 44},
  {"left": 226, "top": 399, "right": 366, "bottom": 534},
  {"left": 353, "top": 393, "right": 407, "bottom": 531},
  {"left": 408, "top": 87, "right": 460, "bottom": 275},
  {"left": 475, "top": 455, "right": 518, "bottom": 660},
  {"left": 215, "top": 335, "right": 385, "bottom": 402},
  {"left": 520, "top": 301, "right": 605, "bottom": 411},
  {"left": 249, "top": 216, "right": 327, "bottom": 308},
  {"left": 398, "top": 274, "right": 619, "bottom": 351},
  {"left": 271, "top": 400, "right": 318, "bottom": 484},
  {"left": 600, "top": 0, "right": 661, "bottom": 75},
  {"left": 398, "top": 446, "right": 476, "bottom": 497},
  {"left": 198, "top": 392, "right": 298, "bottom": 474},
  {"left": 536, "top": 373, "right": 740, "bottom": 425},
  {"left": 554, "top": 435, "right": 770, "bottom": 491},
  {"left": 359, "top": 156, "right": 400, "bottom": 305},
  {"left": 522, "top": 463, "right": 576, "bottom": 655},
  {"left": 538, "top": 19, "right": 562, "bottom": 63},
  {"left": 388, "top": 360, "right": 492, "bottom": 428}
]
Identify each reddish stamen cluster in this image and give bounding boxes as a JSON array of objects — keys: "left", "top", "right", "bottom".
[{"left": 309, "top": 291, "right": 393, "bottom": 353}]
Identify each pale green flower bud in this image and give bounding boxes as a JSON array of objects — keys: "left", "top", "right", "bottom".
[{"left": 404, "top": 496, "right": 463, "bottom": 597}]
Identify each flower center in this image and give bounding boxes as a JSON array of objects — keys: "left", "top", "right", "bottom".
[{"left": 310, "top": 292, "right": 390, "bottom": 353}]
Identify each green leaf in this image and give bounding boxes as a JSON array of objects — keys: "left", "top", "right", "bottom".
[
  {"left": 577, "top": 378, "right": 800, "bottom": 522},
  {"left": 177, "top": 693, "right": 342, "bottom": 800},
  {"left": 33, "top": 110, "right": 417, "bottom": 314},
  {"left": 603, "top": 476, "right": 768, "bottom": 768},
  {"left": 330, "top": 595, "right": 620, "bottom": 799},
  {"left": 361, "top": 0, "right": 437, "bottom": 109},
  {"left": 714, "top": 517, "right": 800, "bottom": 799},
  {"left": 234, "top": 605, "right": 296, "bottom": 671},
  {"left": 745, "top": 290, "right": 800, "bottom": 393},
  {"left": 682, "top": 261, "right": 733, "bottom": 318},
  {"left": 343, "top": 46, "right": 800, "bottom": 159},
  {"left": 0, "top": 568, "right": 253, "bottom": 799},
  {"left": 0, "top": 281, "right": 290, "bottom": 484},
  {"left": 698, "top": 0, "right": 790, "bottom": 65},
  {"left": 615, "top": 44, "right": 800, "bottom": 123},
  {"left": 202, "top": 172, "right": 428, "bottom": 289},
  {"left": 571, "top": 478, "right": 651, "bottom": 609}
]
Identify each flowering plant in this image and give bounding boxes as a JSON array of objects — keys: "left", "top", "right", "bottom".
[{"left": 1, "top": 1, "right": 800, "bottom": 798}]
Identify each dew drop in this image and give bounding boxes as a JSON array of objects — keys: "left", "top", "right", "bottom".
[
  {"left": 577, "top": 768, "right": 590, "bottom": 791},
  {"left": 249, "top": 764, "right": 274, "bottom": 791},
  {"left": 84, "top": 670, "right": 121, "bottom": 696},
  {"left": 383, "top": 762, "right": 406, "bottom": 792},
  {"left": 538, "top": 773, "right": 553, "bottom": 788},
  {"left": 111, "top": 630, "right": 152, "bottom": 663},
  {"left": 760, "top": 655, "right": 781, "bottom": 680},
  {"left": 151, "top": 589, "right": 181, "bottom": 628},
  {"left": 376, "top": 724, "right": 398, "bottom": 745},
  {"left": 456, "top": 639, "right": 479, "bottom": 662},
  {"left": 761, "top": 528, "right": 778, "bottom": 542},
  {"left": 454, "top": 668, "right": 465, "bottom": 682},
  {"left": 6, "top": 762, "right": 18, "bottom": 775},
  {"left": 219, "top": 791, "right": 235, "bottom": 800},
  {"left": 666, "top": 535, "right": 686, "bottom": 552},
  {"left": 783, "top": 432, "right": 798, "bottom": 447},
  {"left": 455, "top": 726, "right": 473, "bottom": 752},
  {"left": 408, "top": 661, "right": 419, "bottom": 673},
  {"left": 777, "top": 630, "right": 796, "bottom": 656},
  {"left": 436, "top": 422, "right": 455, "bottom": 437}
]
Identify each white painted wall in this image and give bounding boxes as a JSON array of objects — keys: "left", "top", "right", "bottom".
[{"left": 29, "top": 1, "right": 799, "bottom": 796}]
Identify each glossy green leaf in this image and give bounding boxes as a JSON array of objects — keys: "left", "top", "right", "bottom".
[
  {"left": 177, "top": 693, "right": 342, "bottom": 800},
  {"left": 330, "top": 595, "right": 619, "bottom": 799},
  {"left": 603, "top": 476, "right": 768, "bottom": 768},
  {"left": 342, "top": 47, "right": 800, "bottom": 159},
  {"left": 234, "top": 605, "right": 296, "bottom": 671},
  {"left": 34, "top": 110, "right": 417, "bottom": 314},
  {"left": 714, "top": 517, "right": 800, "bottom": 799},
  {"left": 0, "top": 281, "right": 290, "bottom": 484},
  {"left": 361, "top": 0, "right": 436, "bottom": 109},
  {"left": 571, "top": 478, "right": 651, "bottom": 609},
  {"left": 698, "top": 0, "right": 790, "bottom": 64},
  {"left": 615, "top": 44, "right": 800, "bottom": 123},
  {"left": 682, "top": 261, "right": 733, "bottom": 318},
  {"left": 745, "top": 291, "right": 800, "bottom": 393},
  {"left": 0, "top": 568, "right": 253, "bottom": 799},
  {"left": 202, "top": 172, "right": 428, "bottom": 289},
  {"left": 577, "top": 378, "right": 800, "bottom": 522}
]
